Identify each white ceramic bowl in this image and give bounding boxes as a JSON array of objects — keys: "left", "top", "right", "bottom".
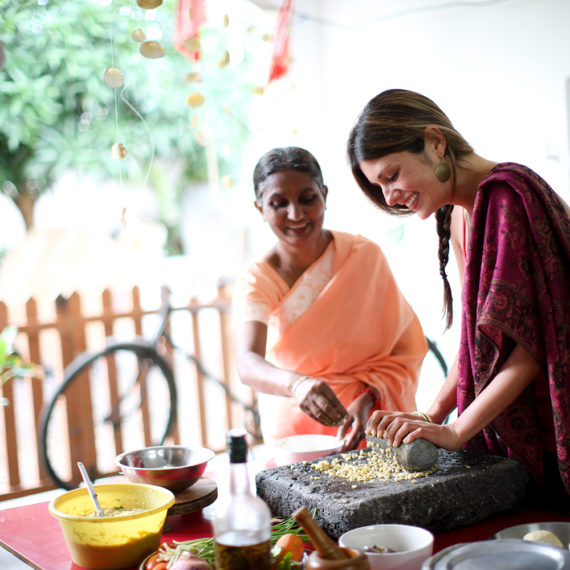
[
  {"left": 339, "top": 524, "right": 434, "bottom": 570},
  {"left": 271, "top": 434, "right": 343, "bottom": 466}
]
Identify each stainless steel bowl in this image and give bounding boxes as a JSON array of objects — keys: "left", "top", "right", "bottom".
[
  {"left": 492, "top": 521, "right": 570, "bottom": 548},
  {"left": 115, "top": 445, "right": 214, "bottom": 493}
]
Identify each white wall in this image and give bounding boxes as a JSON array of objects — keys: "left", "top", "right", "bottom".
[{"left": 239, "top": 0, "right": 570, "bottom": 407}]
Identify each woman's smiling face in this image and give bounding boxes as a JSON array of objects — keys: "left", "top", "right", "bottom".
[
  {"left": 256, "top": 169, "right": 327, "bottom": 245},
  {"left": 359, "top": 149, "right": 451, "bottom": 220}
]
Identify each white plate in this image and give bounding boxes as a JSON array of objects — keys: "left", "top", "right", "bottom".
[
  {"left": 422, "top": 539, "right": 570, "bottom": 569},
  {"left": 139, "top": 547, "right": 308, "bottom": 568},
  {"left": 271, "top": 434, "right": 343, "bottom": 466},
  {"left": 140, "top": 551, "right": 154, "bottom": 569}
]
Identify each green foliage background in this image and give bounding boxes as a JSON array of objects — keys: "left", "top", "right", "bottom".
[{"left": 0, "top": 0, "right": 269, "bottom": 253}]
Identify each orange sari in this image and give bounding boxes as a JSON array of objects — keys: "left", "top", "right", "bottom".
[{"left": 237, "top": 231, "right": 427, "bottom": 441}]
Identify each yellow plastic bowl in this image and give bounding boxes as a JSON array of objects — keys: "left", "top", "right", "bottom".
[{"left": 49, "top": 483, "right": 175, "bottom": 570}]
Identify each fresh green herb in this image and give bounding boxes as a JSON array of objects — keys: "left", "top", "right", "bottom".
[
  {"left": 270, "top": 515, "right": 311, "bottom": 544},
  {"left": 270, "top": 546, "right": 304, "bottom": 569},
  {"left": 155, "top": 512, "right": 313, "bottom": 568}
]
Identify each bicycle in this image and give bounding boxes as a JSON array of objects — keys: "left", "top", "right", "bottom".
[{"left": 39, "top": 285, "right": 261, "bottom": 490}]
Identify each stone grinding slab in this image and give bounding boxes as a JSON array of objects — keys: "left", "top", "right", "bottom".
[{"left": 256, "top": 448, "right": 530, "bottom": 539}]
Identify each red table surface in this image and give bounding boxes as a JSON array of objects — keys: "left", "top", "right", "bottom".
[
  {"left": 1, "top": 500, "right": 569, "bottom": 569},
  {"left": 0, "top": 502, "right": 212, "bottom": 570}
]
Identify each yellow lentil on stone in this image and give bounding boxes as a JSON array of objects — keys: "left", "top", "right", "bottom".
[{"left": 310, "top": 449, "right": 437, "bottom": 483}]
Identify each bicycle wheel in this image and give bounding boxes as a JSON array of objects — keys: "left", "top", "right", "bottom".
[
  {"left": 425, "top": 336, "right": 448, "bottom": 378},
  {"left": 419, "top": 336, "right": 450, "bottom": 424},
  {"left": 40, "top": 341, "right": 177, "bottom": 490}
]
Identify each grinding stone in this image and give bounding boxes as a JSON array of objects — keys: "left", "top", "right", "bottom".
[{"left": 256, "top": 448, "right": 530, "bottom": 539}]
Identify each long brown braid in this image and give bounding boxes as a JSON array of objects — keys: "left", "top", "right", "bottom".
[{"left": 435, "top": 205, "right": 454, "bottom": 329}]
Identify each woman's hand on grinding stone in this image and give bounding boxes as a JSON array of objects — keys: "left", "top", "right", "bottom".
[{"left": 367, "top": 410, "right": 462, "bottom": 450}]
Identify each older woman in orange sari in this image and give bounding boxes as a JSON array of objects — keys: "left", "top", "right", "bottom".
[{"left": 235, "top": 147, "right": 427, "bottom": 451}]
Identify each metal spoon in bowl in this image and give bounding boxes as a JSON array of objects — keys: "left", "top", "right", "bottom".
[{"left": 77, "top": 461, "right": 105, "bottom": 517}]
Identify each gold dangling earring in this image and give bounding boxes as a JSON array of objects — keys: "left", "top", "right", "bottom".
[{"left": 434, "top": 161, "right": 451, "bottom": 183}]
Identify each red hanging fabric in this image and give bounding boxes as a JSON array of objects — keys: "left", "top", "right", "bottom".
[
  {"left": 174, "top": 0, "right": 206, "bottom": 61},
  {"left": 268, "top": 0, "right": 293, "bottom": 83}
]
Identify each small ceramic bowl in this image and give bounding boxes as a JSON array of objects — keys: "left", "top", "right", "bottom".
[
  {"left": 271, "top": 434, "right": 344, "bottom": 466},
  {"left": 115, "top": 445, "right": 214, "bottom": 493},
  {"left": 339, "top": 524, "right": 434, "bottom": 570}
]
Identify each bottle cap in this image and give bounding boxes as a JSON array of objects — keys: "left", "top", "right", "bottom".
[{"left": 227, "top": 428, "right": 248, "bottom": 463}]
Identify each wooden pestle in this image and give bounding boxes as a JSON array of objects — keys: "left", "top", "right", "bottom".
[{"left": 293, "top": 506, "right": 349, "bottom": 560}]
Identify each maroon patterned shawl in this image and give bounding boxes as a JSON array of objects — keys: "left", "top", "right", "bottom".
[{"left": 457, "top": 163, "right": 570, "bottom": 493}]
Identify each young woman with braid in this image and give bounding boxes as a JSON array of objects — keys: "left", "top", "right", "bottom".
[{"left": 347, "top": 89, "right": 570, "bottom": 507}]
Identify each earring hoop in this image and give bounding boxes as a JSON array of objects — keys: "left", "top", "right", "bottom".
[{"left": 434, "top": 161, "right": 451, "bottom": 183}]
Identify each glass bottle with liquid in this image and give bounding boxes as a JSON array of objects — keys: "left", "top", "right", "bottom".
[{"left": 213, "top": 429, "right": 271, "bottom": 570}]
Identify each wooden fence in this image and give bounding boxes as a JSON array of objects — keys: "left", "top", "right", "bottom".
[{"left": 0, "top": 282, "right": 253, "bottom": 501}]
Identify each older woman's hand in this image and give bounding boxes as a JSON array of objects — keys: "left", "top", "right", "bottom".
[
  {"left": 292, "top": 376, "right": 348, "bottom": 427},
  {"left": 337, "top": 389, "right": 377, "bottom": 451},
  {"left": 367, "top": 410, "right": 462, "bottom": 450}
]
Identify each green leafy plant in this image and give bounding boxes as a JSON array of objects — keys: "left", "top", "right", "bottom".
[
  {"left": 0, "top": 326, "right": 43, "bottom": 386},
  {"left": 0, "top": 0, "right": 269, "bottom": 253}
]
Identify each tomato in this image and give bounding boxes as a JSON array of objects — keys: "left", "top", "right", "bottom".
[
  {"left": 144, "top": 554, "right": 160, "bottom": 569},
  {"left": 144, "top": 553, "right": 169, "bottom": 570},
  {"left": 274, "top": 534, "right": 304, "bottom": 562}
]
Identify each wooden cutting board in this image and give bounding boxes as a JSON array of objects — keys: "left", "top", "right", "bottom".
[
  {"left": 104, "top": 475, "right": 218, "bottom": 516},
  {"left": 169, "top": 477, "right": 217, "bottom": 516}
]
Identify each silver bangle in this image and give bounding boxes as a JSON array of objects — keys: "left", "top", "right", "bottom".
[
  {"left": 291, "top": 375, "right": 310, "bottom": 396},
  {"left": 412, "top": 411, "right": 433, "bottom": 423}
]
